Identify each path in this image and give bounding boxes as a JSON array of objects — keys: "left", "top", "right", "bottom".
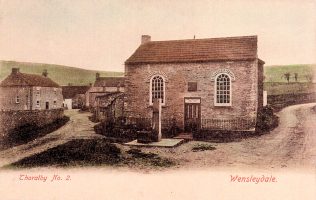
[{"left": 0, "top": 109, "right": 104, "bottom": 168}]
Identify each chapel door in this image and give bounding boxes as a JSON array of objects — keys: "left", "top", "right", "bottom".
[
  {"left": 184, "top": 98, "right": 201, "bottom": 132},
  {"left": 46, "top": 102, "right": 49, "bottom": 109}
]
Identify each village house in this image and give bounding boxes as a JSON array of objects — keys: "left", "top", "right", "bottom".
[
  {"left": 85, "top": 74, "right": 125, "bottom": 108},
  {"left": 62, "top": 85, "right": 90, "bottom": 109},
  {"left": 124, "top": 35, "right": 265, "bottom": 132},
  {"left": 0, "top": 68, "right": 64, "bottom": 136},
  {"left": 0, "top": 68, "right": 63, "bottom": 111}
]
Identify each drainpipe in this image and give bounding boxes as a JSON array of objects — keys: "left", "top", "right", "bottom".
[{"left": 30, "top": 87, "right": 33, "bottom": 110}]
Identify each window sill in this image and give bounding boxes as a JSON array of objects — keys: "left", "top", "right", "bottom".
[
  {"left": 214, "top": 104, "right": 232, "bottom": 107},
  {"left": 148, "top": 105, "right": 166, "bottom": 108}
]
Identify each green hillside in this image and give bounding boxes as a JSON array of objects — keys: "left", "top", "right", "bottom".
[
  {"left": 0, "top": 60, "right": 124, "bottom": 86},
  {"left": 264, "top": 64, "right": 315, "bottom": 83}
]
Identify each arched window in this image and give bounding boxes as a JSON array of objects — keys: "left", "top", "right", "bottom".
[
  {"left": 150, "top": 75, "right": 165, "bottom": 105},
  {"left": 215, "top": 73, "right": 231, "bottom": 106}
]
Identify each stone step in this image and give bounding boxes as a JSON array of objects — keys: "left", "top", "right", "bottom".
[{"left": 173, "top": 133, "right": 193, "bottom": 140}]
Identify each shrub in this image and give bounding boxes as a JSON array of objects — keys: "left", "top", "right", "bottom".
[
  {"left": 162, "top": 118, "right": 181, "bottom": 138},
  {"left": 256, "top": 105, "right": 279, "bottom": 132}
]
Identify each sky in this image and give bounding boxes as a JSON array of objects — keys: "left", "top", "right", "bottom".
[{"left": 0, "top": 0, "right": 315, "bottom": 72}]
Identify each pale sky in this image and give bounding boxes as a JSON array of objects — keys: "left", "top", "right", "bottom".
[{"left": 0, "top": 0, "right": 315, "bottom": 72}]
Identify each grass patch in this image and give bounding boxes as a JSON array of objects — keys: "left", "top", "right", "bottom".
[
  {"left": 8, "top": 139, "right": 122, "bottom": 168},
  {"left": 264, "top": 82, "right": 315, "bottom": 95},
  {"left": 192, "top": 144, "right": 216, "bottom": 152},
  {"left": 7, "top": 140, "right": 176, "bottom": 169},
  {"left": 126, "top": 148, "right": 176, "bottom": 168}
]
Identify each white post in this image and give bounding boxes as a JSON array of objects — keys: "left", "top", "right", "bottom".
[
  {"left": 152, "top": 99, "right": 162, "bottom": 141},
  {"left": 263, "top": 91, "right": 267, "bottom": 106}
]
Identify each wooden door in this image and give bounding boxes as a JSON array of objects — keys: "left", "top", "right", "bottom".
[{"left": 184, "top": 98, "right": 201, "bottom": 132}]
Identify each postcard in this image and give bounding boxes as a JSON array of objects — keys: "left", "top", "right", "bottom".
[{"left": 0, "top": 0, "right": 315, "bottom": 199}]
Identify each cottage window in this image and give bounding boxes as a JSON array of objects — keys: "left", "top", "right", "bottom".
[
  {"left": 15, "top": 96, "right": 20, "bottom": 104},
  {"left": 150, "top": 75, "right": 165, "bottom": 105},
  {"left": 36, "top": 100, "right": 40, "bottom": 107},
  {"left": 215, "top": 73, "right": 232, "bottom": 106}
]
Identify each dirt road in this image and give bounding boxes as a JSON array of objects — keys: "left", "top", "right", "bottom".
[
  {"left": 139, "top": 103, "right": 316, "bottom": 170},
  {"left": 0, "top": 110, "right": 104, "bottom": 168}
]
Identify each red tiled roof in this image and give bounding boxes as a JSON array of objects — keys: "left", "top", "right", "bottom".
[
  {"left": 62, "top": 86, "right": 91, "bottom": 99},
  {"left": 0, "top": 72, "right": 60, "bottom": 87},
  {"left": 94, "top": 77, "right": 125, "bottom": 87},
  {"left": 125, "top": 35, "right": 258, "bottom": 64}
]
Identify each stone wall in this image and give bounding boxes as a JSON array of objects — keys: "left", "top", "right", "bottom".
[
  {"left": 0, "top": 108, "right": 64, "bottom": 139},
  {"left": 257, "top": 61, "right": 264, "bottom": 111},
  {"left": 125, "top": 59, "right": 261, "bottom": 130},
  {"left": 268, "top": 92, "right": 316, "bottom": 112}
]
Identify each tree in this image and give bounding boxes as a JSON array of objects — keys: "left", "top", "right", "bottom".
[
  {"left": 294, "top": 73, "right": 298, "bottom": 82},
  {"left": 283, "top": 72, "right": 291, "bottom": 83}
]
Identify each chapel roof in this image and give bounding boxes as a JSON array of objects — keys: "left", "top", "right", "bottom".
[{"left": 125, "top": 35, "right": 258, "bottom": 64}]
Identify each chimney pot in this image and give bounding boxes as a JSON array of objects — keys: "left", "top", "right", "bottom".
[
  {"left": 141, "top": 35, "right": 151, "bottom": 44},
  {"left": 12, "top": 68, "right": 19, "bottom": 74},
  {"left": 42, "top": 69, "right": 48, "bottom": 77}
]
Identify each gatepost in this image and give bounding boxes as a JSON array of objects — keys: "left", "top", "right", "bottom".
[{"left": 152, "top": 99, "right": 162, "bottom": 142}]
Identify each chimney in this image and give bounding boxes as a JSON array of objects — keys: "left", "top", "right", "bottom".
[
  {"left": 96, "top": 72, "right": 100, "bottom": 80},
  {"left": 12, "top": 68, "right": 20, "bottom": 74},
  {"left": 141, "top": 35, "right": 151, "bottom": 44},
  {"left": 42, "top": 69, "right": 48, "bottom": 77}
]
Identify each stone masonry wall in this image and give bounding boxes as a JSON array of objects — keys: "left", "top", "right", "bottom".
[
  {"left": 257, "top": 61, "right": 264, "bottom": 111},
  {"left": 0, "top": 108, "right": 64, "bottom": 139},
  {"left": 125, "top": 60, "right": 261, "bottom": 130}
]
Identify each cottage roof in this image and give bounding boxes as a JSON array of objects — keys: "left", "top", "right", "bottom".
[
  {"left": 94, "top": 77, "right": 125, "bottom": 87},
  {"left": 0, "top": 70, "right": 60, "bottom": 87},
  {"left": 125, "top": 35, "right": 258, "bottom": 64},
  {"left": 95, "top": 92, "right": 124, "bottom": 108},
  {"left": 62, "top": 86, "right": 91, "bottom": 99}
]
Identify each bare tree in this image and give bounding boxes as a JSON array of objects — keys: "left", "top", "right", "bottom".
[
  {"left": 282, "top": 72, "right": 291, "bottom": 83},
  {"left": 294, "top": 73, "right": 298, "bottom": 82}
]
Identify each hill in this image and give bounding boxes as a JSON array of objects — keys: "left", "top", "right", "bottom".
[{"left": 0, "top": 60, "right": 124, "bottom": 86}]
